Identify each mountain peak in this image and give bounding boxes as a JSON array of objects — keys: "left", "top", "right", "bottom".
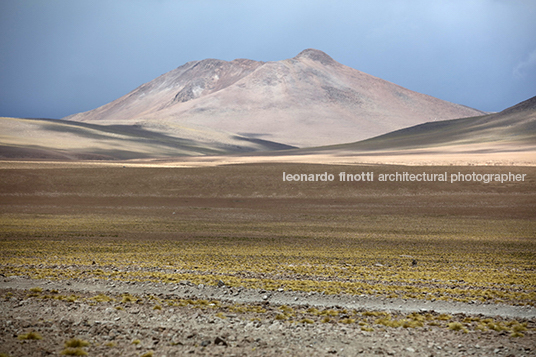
[{"left": 294, "top": 48, "right": 336, "bottom": 65}]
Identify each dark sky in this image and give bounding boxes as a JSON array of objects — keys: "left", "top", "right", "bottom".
[{"left": 1, "top": 0, "right": 535, "bottom": 119}]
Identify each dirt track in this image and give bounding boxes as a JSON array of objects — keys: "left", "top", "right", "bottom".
[{"left": 3, "top": 276, "right": 536, "bottom": 320}]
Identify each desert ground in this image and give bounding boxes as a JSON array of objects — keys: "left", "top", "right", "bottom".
[{"left": 1, "top": 160, "right": 535, "bottom": 356}]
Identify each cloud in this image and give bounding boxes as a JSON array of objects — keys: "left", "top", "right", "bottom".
[{"left": 513, "top": 49, "right": 536, "bottom": 79}]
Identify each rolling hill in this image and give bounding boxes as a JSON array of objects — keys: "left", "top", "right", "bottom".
[
  {"left": 0, "top": 117, "right": 293, "bottom": 160},
  {"left": 328, "top": 95, "right": 536, "bottom": 151}
]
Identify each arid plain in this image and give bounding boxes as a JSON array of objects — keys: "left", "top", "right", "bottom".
[{"left": 1, "top": 161, "right": 535, "bottom": 356}]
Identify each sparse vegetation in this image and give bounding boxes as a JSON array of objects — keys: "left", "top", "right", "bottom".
[
  {"left": 90, "top": 293, "right": 114, "bottom": 303},
  {"left": 17, "top": 331, "right": 42, "bottom": 340},
  {"left": 121, "top": 294, "right": 138, "bottom": 304},
  {"left": 1, "top": 214, "right": 534, "bottom": 306},
  {"left": 60, "top": 348, "right": 88, "bottom": 356},
  {"left": 64, "top": 338, "right": 90, "bottom": 348},
  {"left": 448, "top": 322, "right": 468, "bottom": 333}
]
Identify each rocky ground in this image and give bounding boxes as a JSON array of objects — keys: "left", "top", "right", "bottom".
[{"left": 1, "top": 276, "right": 535, "bottom": 357}]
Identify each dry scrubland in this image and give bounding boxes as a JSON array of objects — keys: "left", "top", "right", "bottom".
[{"left": 0, "top": 163, "right": 535, "bottom": 356}]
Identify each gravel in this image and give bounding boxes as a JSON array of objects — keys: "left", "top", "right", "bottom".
[{"left": 1, "top": 276, "right": 535, "bottom": 356}]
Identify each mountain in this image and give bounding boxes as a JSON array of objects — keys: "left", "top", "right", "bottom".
[{"left": 65, "top": 49, "right": 484, "bottom": 148}]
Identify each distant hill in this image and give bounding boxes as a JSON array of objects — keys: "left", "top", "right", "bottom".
[
  {"left": 65, "top": 49, "right": 484, "bottom": 148},
  {"left": 330, "top": 95, "right": 536, "bottom": 151},
  {"left": 0, "top": 117, "right": 294, "bottom": 160}
]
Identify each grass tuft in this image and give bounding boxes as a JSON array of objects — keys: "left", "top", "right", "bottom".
[
  {"left": 448, "top": 322, "right": 468, "bottom": 333},
  {"left": 17, "top": 331, "right": 42, "bottom": 340},
  {"left": 90, "top": 294, "right": 114, "bottom": 303},
  {"left": 339, "top": 318, "right": 356, "bottom": 324},
  {"left": 299, "top": 318, "right": 315, "bottom": 324},
  {"left": 64, "top": 338, "right": 90, "bottom": 348},
  {"left": 120, "top": 294, "right": 138, "bottom": 303},
  {"left": 60, "top": 348, "right": 88, "bottom": 356}
]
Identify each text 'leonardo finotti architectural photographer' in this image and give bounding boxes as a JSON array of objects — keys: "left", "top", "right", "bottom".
[{"left": 282, "top": 172, "right": 527, "bottom": 184}]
